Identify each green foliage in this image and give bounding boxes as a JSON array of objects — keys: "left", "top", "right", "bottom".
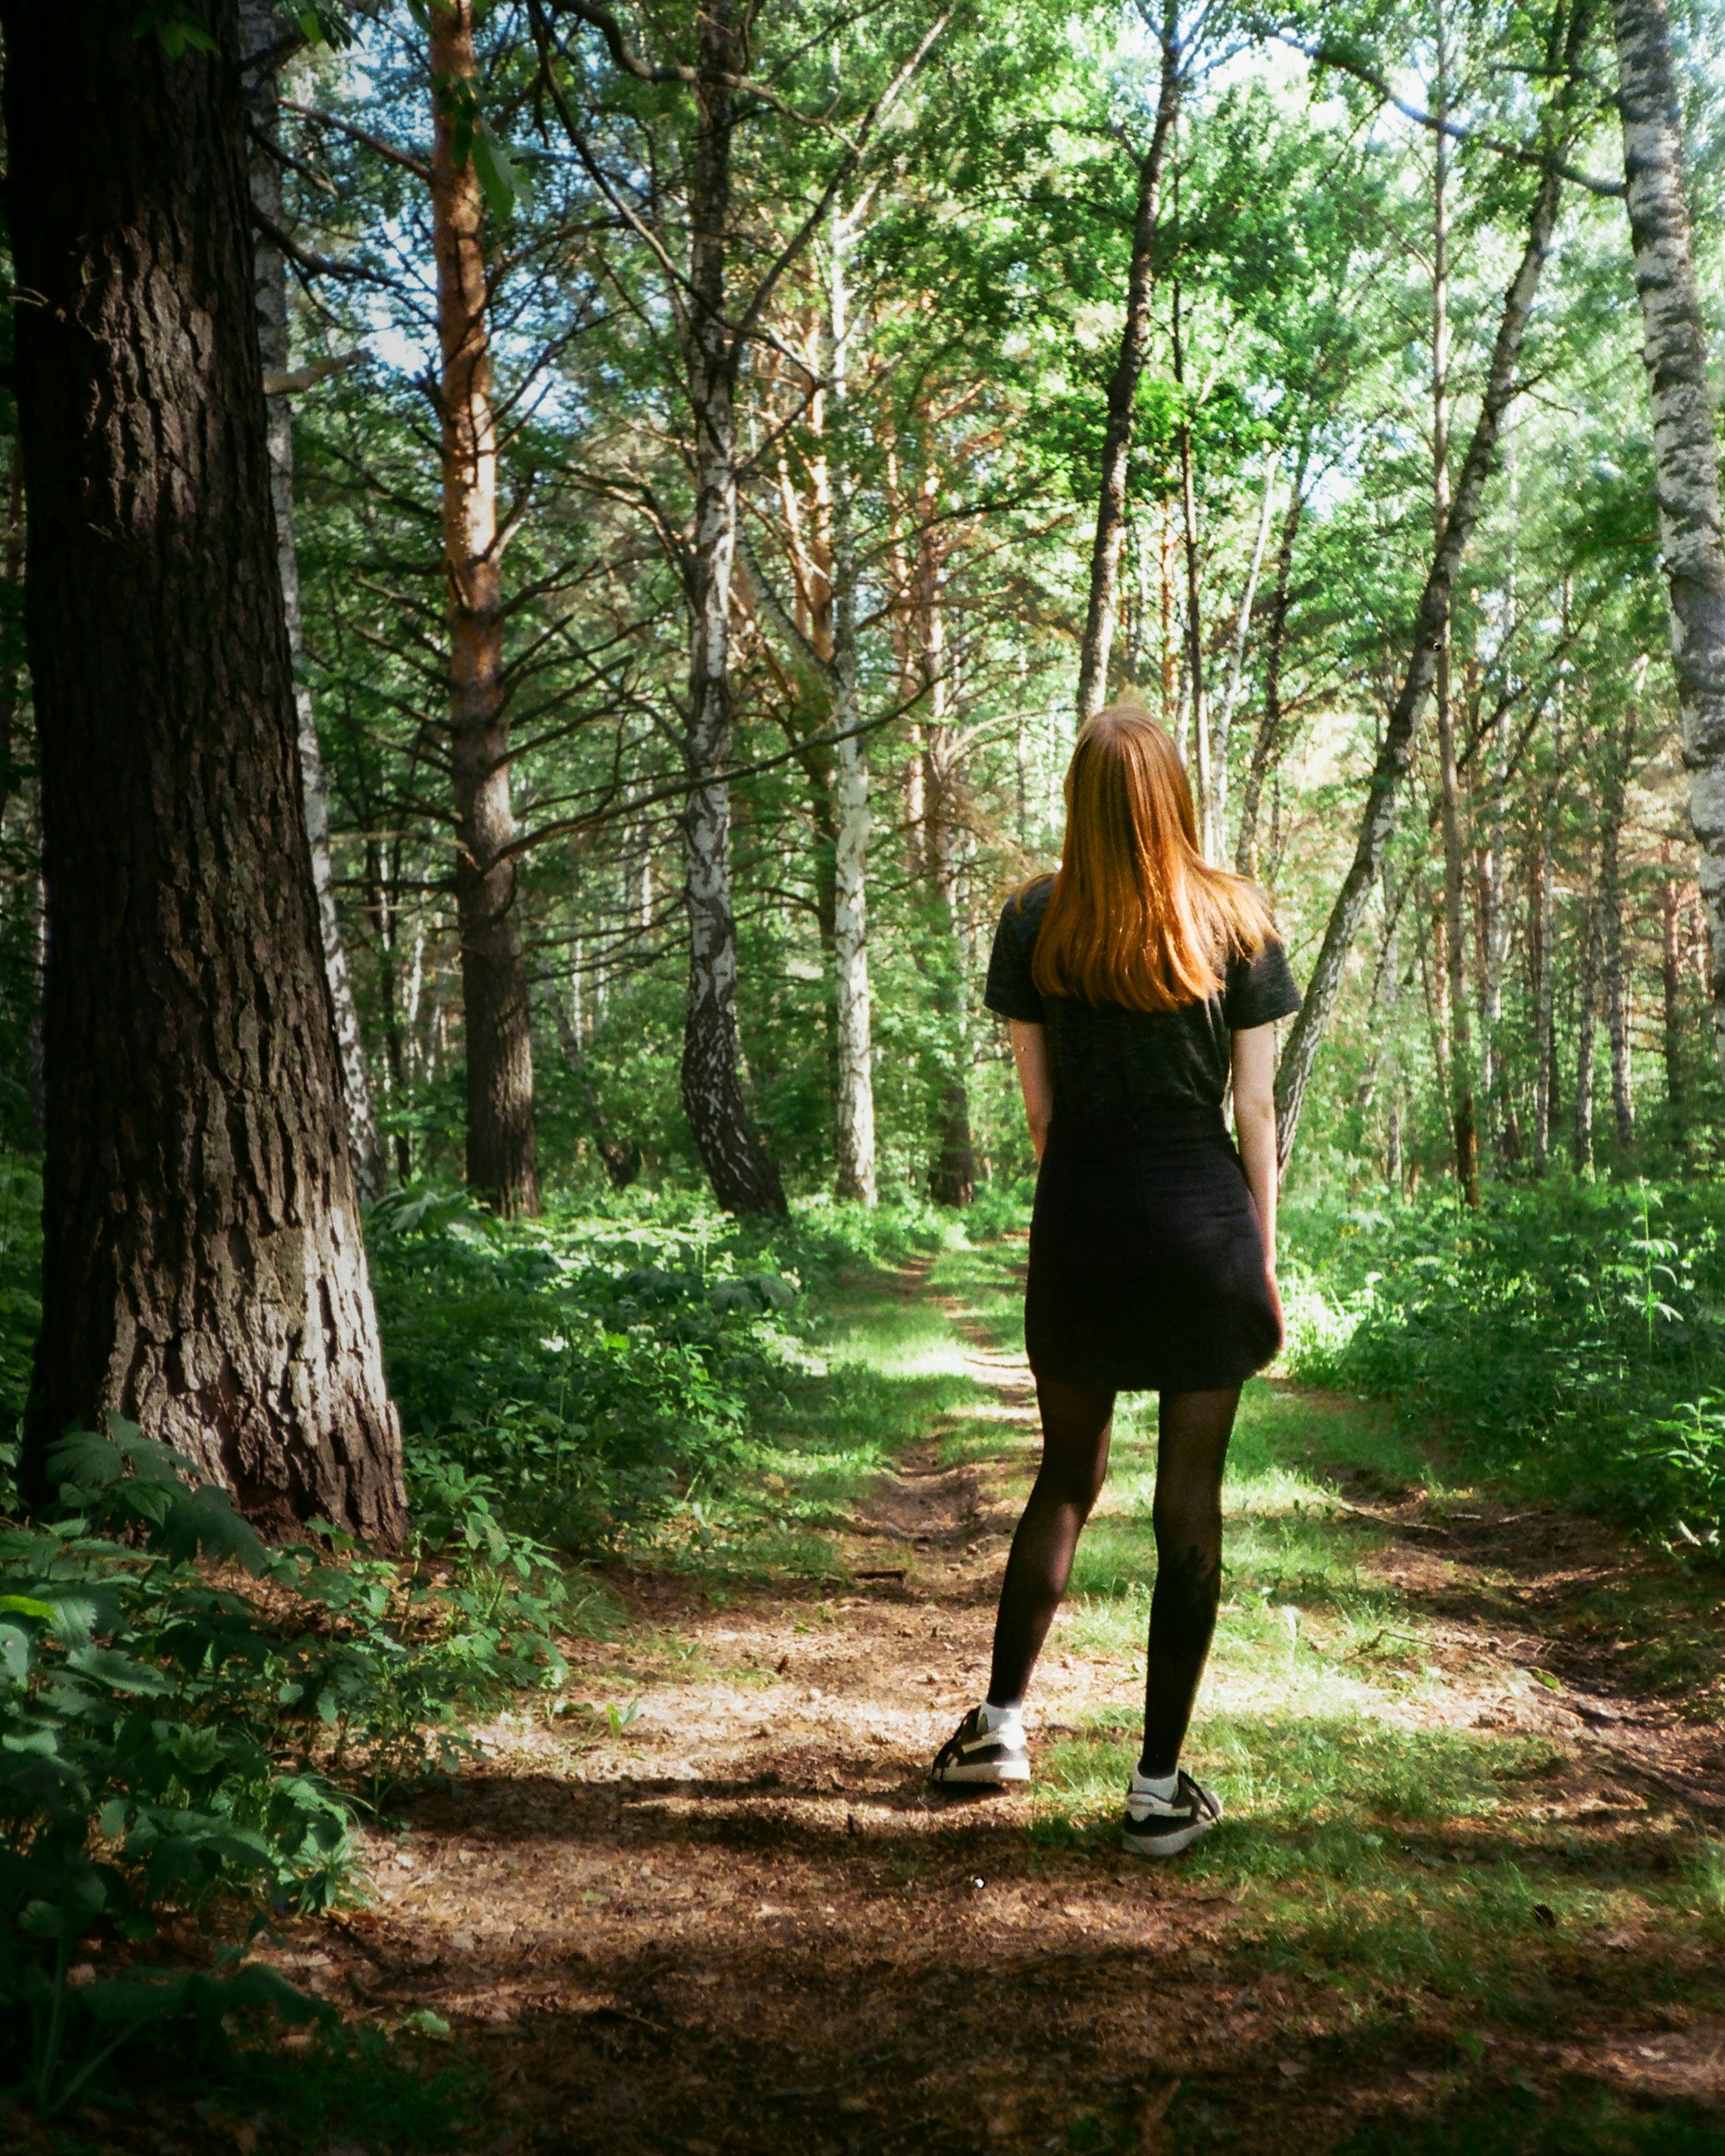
[
  {"left": 0, "top": 1400, "right": 576, "bottom": 2115},
  {"left": 368, "top": 1184, "right": 949, "bottom": 1556},
  {"left": 1285, "top": 1178, "right": 1725, "bottom": 1552}
]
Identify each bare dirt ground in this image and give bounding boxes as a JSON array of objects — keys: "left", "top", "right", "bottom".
[{"left": 234, "top": 1278, "right": 1725, "bottom": 2156}]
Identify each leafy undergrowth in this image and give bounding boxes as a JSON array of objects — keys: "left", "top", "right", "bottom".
[
  {"left": 0, "top": 1184, "right": 965, "bottom": 2139},
  {"left": 368, "top": 1184, "right": 954, "bottom": 1564},
  {"left": 1283, "top": 1175, "right": 1725, "bottom": 1558}
]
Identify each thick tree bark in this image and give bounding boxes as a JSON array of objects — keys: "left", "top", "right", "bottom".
[
  {"left": 678, "top": 0, "right": 786, "bottom": 1218},
  {"left": 1611, "top": 0, "right": 1725, "bottom": 1075},
  {"left": 431, "top": 1, "right": 539, "bottom": 1216},
  {"left": 239, "top": 2, "right": 384, "bottom": 1202},
  {"left": 6, "top": 1, "right": 405, "bottom": 1543},
  {"left": 1074, "top": 9, "right": 1180, "bottom": 723},
  {"left": 1274, "top": 139, "right": 1571, "bottom": 1170}
]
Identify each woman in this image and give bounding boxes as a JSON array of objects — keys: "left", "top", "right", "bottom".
[{"left": 929, "top": 704, "right": 1300, "bottom": 1857}]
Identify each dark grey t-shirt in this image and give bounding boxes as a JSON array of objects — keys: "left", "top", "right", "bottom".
[{"left": 983, "top": 876, "right": 1301, "bottom": 1121}]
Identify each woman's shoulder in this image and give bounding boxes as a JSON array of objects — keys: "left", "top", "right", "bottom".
[{"left": 1011, "top": 872, "right": 1056, "bottom": 923}]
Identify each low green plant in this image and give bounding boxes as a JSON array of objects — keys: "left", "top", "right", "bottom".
[
  {"left": 0, "top": 1415, "right": 572, "bottom": 2116},
  {"left": 1284, "top": 1176, "right": 1725, "bottom": 1551}
]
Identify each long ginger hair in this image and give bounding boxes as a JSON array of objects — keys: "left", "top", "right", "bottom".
[{"left": 1028, "top": 704, "right": 1274, "bottom": 1011}]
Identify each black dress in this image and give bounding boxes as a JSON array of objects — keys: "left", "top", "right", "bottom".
[{"left": 983, "top": 877, "right": 1302, "bottom": 1393}]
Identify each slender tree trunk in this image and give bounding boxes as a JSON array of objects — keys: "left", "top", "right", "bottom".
[
  {"left": 1075, "top": 9, "right": 1180, "bottom": 722},
  {"left": 1209, "top": 451, "right": 1277, "bottom": 859},
  {"left": 1661, "top": 846, "right": 1685, "bottom": 1125},
  {"left": 551, "top": 999, "right": 638, "bottom": 1189},
  {"left": 678, "top": 0, "right": 786, "bottom": 1217},
  {"left": 826, "top": 215, "right": 877, "bottom": 1204},
  {"left": 1171, "top": 273, "right": 1210, "bottom": 847},
  {"left": 1611, "top": 0, "right": 1725, "bottom": 1075},
  {"left": 1601, "top": 682, "right": 1641, "bottom": 1149},
  {"left": 1273, "top": 103, "right": 1577, "bottom": 1169},
  {"left": 1235, "top": 456, "right": 1307, "bottom": 875},
  {"left": 914, "top": 495, "right": 974, "bottom": 1206},
  {"left": 1574, "top": 872, "right": 1601, "bottom": 1172},
  {"left": 5, "top": 0, "right": 404, "bottom": 1541},
  {"left": 1432, "top": 15, "right": 1479, "bottom": 1204},
  {"left": 431, "top": 1, "right": 538, "bottom": 1215},
  {"left": 1530, "top": 831, "right": 1555, "bottom": 1172},
  {"left": 239, "top": 0, "right": 384, "bottom": 1200}
]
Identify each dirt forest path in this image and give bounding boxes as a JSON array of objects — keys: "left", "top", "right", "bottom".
[{"left": 303, "top": 1243, "right": 1725, "bottom": 2156}]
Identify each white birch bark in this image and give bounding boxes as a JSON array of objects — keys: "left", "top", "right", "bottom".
[
  {"left": 1611, "top": 0, "right": 1725, "bottom": 1073},
  {"left": 825, "top": 213, "right": 876, "bottom": 1204},
  {"left": 1207, "top": 451, "right": 1277, "bottom": 860}
]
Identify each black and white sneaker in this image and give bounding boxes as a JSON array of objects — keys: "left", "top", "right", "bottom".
[
  {"left": 1121, "top": 1768, "right": 1222, "bottom": 1858},
  {"left": 929, "top": 1706, "right": 1030, "bottom": 1786}
]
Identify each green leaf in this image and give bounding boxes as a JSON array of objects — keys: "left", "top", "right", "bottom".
[
  {"left": 67, "top": 1645, "right": 175, "bottom": 1696},
  {"left": 132, "top": 3, "right": 219, "bottom": 59},
  {"left": 0, "top": 1593, "right": 56, "bottom": 1621}
]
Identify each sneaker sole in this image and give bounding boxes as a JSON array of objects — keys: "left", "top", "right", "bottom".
[
  {"left": 930, "top": 1758, "right": 1031, "bottom": 1786},
  {"left": 1121, "top": 1814, "right": 1218, "bottom": 1858}
]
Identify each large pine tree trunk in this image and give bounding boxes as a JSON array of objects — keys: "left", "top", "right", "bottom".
[
  {"left": 678, "top": 0, "right": 786, "bottom": 1218},
  {"left": 239, "top": 0, "right": 385, "bottom": 1202},
  {"left": 1274, "top": 126, "right": 1574, "bottom": 1169},
  {"left": 1611, "top": 0, "right": 1725, "bottom": 1074},
  {"left": 6, "top": 0, "right": 405, "bottom": 1543},
  {"left": 1073, "top": 10, "right": 1180, "bottom": 724},
  {"left": 431, "top": 0, "right": 539, "bottom": 1217}
]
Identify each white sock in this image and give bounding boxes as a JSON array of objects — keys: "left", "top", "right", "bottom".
[
  {"left": 978, "top": 1701, "right": 1023, "bottom": 1736},
  {"left": 1131, "top": 1768, "right": 1180, "bottom": 1801}
]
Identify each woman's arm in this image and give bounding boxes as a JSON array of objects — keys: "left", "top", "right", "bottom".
[
  {"left": 1231, "top": 1022, "right": 1280, "bottom": 1292},
  {"left": 1009, "top": 1019, "right": 1053, "bottom": 1163}
]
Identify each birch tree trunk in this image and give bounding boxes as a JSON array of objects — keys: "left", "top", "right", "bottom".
[
  {"left": 679, "top": 0, "right": 787, "bottom": 1217},
  {"left": 1611, "top": 0, "right": 1725, "bottom": 1074},
  {"left": 1273, "top": 141, "right": 1572, "bottom": 1169},
  {"left": 826, "top": 218, "right": 877, "bottom": 1204},
  {"left": 239, "top": 2, "right": 383, "bottom": 1200},
  {"left": 1574, "top": 874, "right": 1601, "bottom": 1172},
  {"left": 1662, "top": 849, "right": 1685, "bottom": 1122},
  {"left": 1235, "top": 459, "right": 1307, "bottom": 875},
  {"left": 1432, "top": 17, "right": 1480, "bottom": 1204},
  {"left": 431, "top": 0, "right": 539, "bottom": 1216},
  {"left": 6, "top": 0, "right": 405, "bottom": 1543},
  {"left": 1601, "top": 683, "right": 1641, "bottom": 1148},
  {"left": 1074, "top": 7, "right": 1180, "bottom": 723},
  {"left": 1208, "top": 453, "right": 1277, "bottom": 858}
]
